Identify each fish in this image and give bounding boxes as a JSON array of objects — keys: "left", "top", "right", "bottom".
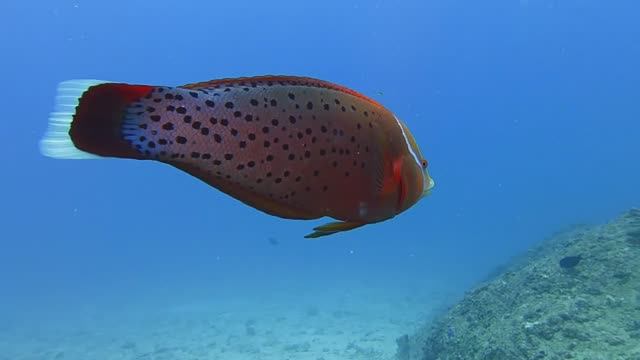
[
  {"left": 40, "top": 76, "right": 434, "bottom": 238},
  {"left": 559, "top": 255, "right": 582, "bottom": 269}
]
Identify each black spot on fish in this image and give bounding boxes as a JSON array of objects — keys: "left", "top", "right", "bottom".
[
  {"left": 164, "top": 94, "right": 174, "bottom": 100},
  {"left": 205, "top": 100, "right": 215, "bottom": 108},
  {"left": 221, "top": 119, "right": 229, "bottom": 126},
  {"left": 270, "top": 99, "right": 277, "bottom": 107},
  {"left": 176, "top": 106, "right": 187, "bottom": 114},
  {"left": 162, "top": 122, "right": 174, "bottom": 130},
  {"left": 248, "top": 133, "right": 256, "bottom": 141},
  {"left": 225, "top": 102, "right": 234, "bottom": 109},
  {"left": 224, "top": 153, "right": 233, "bottom": 160},
  {"left": 559, "top": 255, "right": 582, "bottom": 269},
  {"left": 250, "top": 99, "right": 259, "bottom": 106},
  {"left": 200, "top": 128, "right": 209, "bottom": 135},
  {"left": 214, "top": 134, "right": 222, "bottom": 143},
  {"left": 176, "top": 136, "right": 187, "bottom": 144},
  {"left": 192, "top": 121, "right": 201, "bottom": 130},
  {"left": 189, "top": 91, "right": 199, "bottom": 98},
  {"left": 288, "top": 115, "right": 296, "bottom": 124},
  {"left": 230, "top": 128, "right": 238, "bottom": 136},
  {"left": 191, "top": 152, "right": 200, "bottom": 159},
  {"left": 209, "top": 117, "right": 218, "bottom": 125},
  {"left": 288, "top": 93, "right": 295, "bottom": 100},
  {"left": 184, "top": 115, "right": 192, "bottom": 124},
  {"left": 175, "top": 94, "right": 184, "bottom": 101},
  {"left": 245, "top": 114, "right": 253, "bottom": 122},
  {"left": 166, "top": 105, "right": 175, "bottom": 112},
  {"left": 150, "top": 115, "right": 161, "bottom": 122},
  {"left": 307, "top": 102, "right": 313, "bottom": 110},
  {"left": 271, "top": 119, "right": 279, "bottom": 126},
  {"left": 234, "top": 111, "right": 242, "bottom": 118}
]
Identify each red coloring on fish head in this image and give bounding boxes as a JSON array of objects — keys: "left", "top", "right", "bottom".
[{"left": 393, "top": 157, "right": 406, "bottom": 212}]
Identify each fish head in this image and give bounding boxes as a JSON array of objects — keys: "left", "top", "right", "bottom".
[{"left": 392, "top": 115, "right": 434, "bottom": 213}]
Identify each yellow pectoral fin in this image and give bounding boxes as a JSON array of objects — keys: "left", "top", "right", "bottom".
[{"left": 304, "top": 221, "right": 366, "bottom": 239}]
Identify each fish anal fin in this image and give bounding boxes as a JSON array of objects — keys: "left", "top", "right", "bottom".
[
  {"left": 304, "top": 221, "right": 366, "bottom": 239},
  {"left": 169, "top": 162, "right": 319, "bottom": 220}
]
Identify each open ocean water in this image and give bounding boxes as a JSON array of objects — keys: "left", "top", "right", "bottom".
[{"left": 1, "top": 1, "right": 638, "bottom": 359}]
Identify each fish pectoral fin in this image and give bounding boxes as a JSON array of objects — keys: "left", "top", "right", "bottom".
[{"left": 304, "top": 221, "right": 366, "bottom": 239}]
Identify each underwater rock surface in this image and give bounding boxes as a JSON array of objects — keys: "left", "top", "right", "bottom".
[{"left": 398, "top": 208, "right": 640, "bottom": 360}]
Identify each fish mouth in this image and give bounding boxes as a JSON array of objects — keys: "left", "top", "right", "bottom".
[{"left": 421, "top": 177, "right": 435, "bottom": 199}]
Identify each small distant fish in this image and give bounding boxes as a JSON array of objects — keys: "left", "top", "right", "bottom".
[
  {"left": 40, "top": 76, "right": 435, "bottom": 238},
  {"left": 268, "top": 237, "right": 279, "bottom": 246},
  {"left": 559, "top": 255, "right": 582, "bottom": 269}
]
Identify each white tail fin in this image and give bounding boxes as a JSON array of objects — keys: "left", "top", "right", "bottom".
[{"left": 39, "top": 80, "right": 109, "bottom": 159}]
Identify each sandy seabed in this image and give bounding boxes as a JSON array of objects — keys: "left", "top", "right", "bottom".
[{"left": 1, "top": 285, "right": 457, "bottom": 360}]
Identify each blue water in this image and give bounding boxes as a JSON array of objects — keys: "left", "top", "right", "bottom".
[{"left": 1, "top": 0, "right": 639, "bottom": 359}]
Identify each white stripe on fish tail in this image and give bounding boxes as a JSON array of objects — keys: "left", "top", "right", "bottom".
[
  {"left": 392, "top": 114, "right": 421, "bottom": 167},
  {"left": 39, "top": 80, "right": 109, "bottom": 159}
]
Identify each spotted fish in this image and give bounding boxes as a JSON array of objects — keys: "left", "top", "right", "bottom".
[{"left": 40, "top": 76, "right": 435, "bottom": 238}]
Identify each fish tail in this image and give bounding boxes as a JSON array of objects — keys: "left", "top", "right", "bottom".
[{"left": 40, "top": 80, "right": 155, "bottom": 159}]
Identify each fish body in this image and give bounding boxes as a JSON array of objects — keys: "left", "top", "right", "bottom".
[
  {"left": 559, "top": 255, "right": 582, "bottom": 269},
  {"left": 41, "top": 76, "right": 434, "bottom": 237}
]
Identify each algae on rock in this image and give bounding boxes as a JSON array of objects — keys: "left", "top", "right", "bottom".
[{"left": 397, "top": 209, "right": 640, "bottom": 360}]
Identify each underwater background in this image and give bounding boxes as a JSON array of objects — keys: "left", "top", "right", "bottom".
[{"left": 1, "top": 0, "right": 638, "bottom": 359}]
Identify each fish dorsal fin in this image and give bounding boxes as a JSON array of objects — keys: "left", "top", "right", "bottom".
[
  {"left": 168, "top": 161, "right": 320, "bottom": 221},
  {"left": 180, "top": 75, "right": 385, "bottom": 110}
]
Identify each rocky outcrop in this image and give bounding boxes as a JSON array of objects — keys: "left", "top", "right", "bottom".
[{"left": 398, "top": 209, "right": 640, "bottom": 360}]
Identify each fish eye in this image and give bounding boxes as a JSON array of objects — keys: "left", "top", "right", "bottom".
[{"left": 421, "top": 159, "right": 428, "bottom": 169}]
